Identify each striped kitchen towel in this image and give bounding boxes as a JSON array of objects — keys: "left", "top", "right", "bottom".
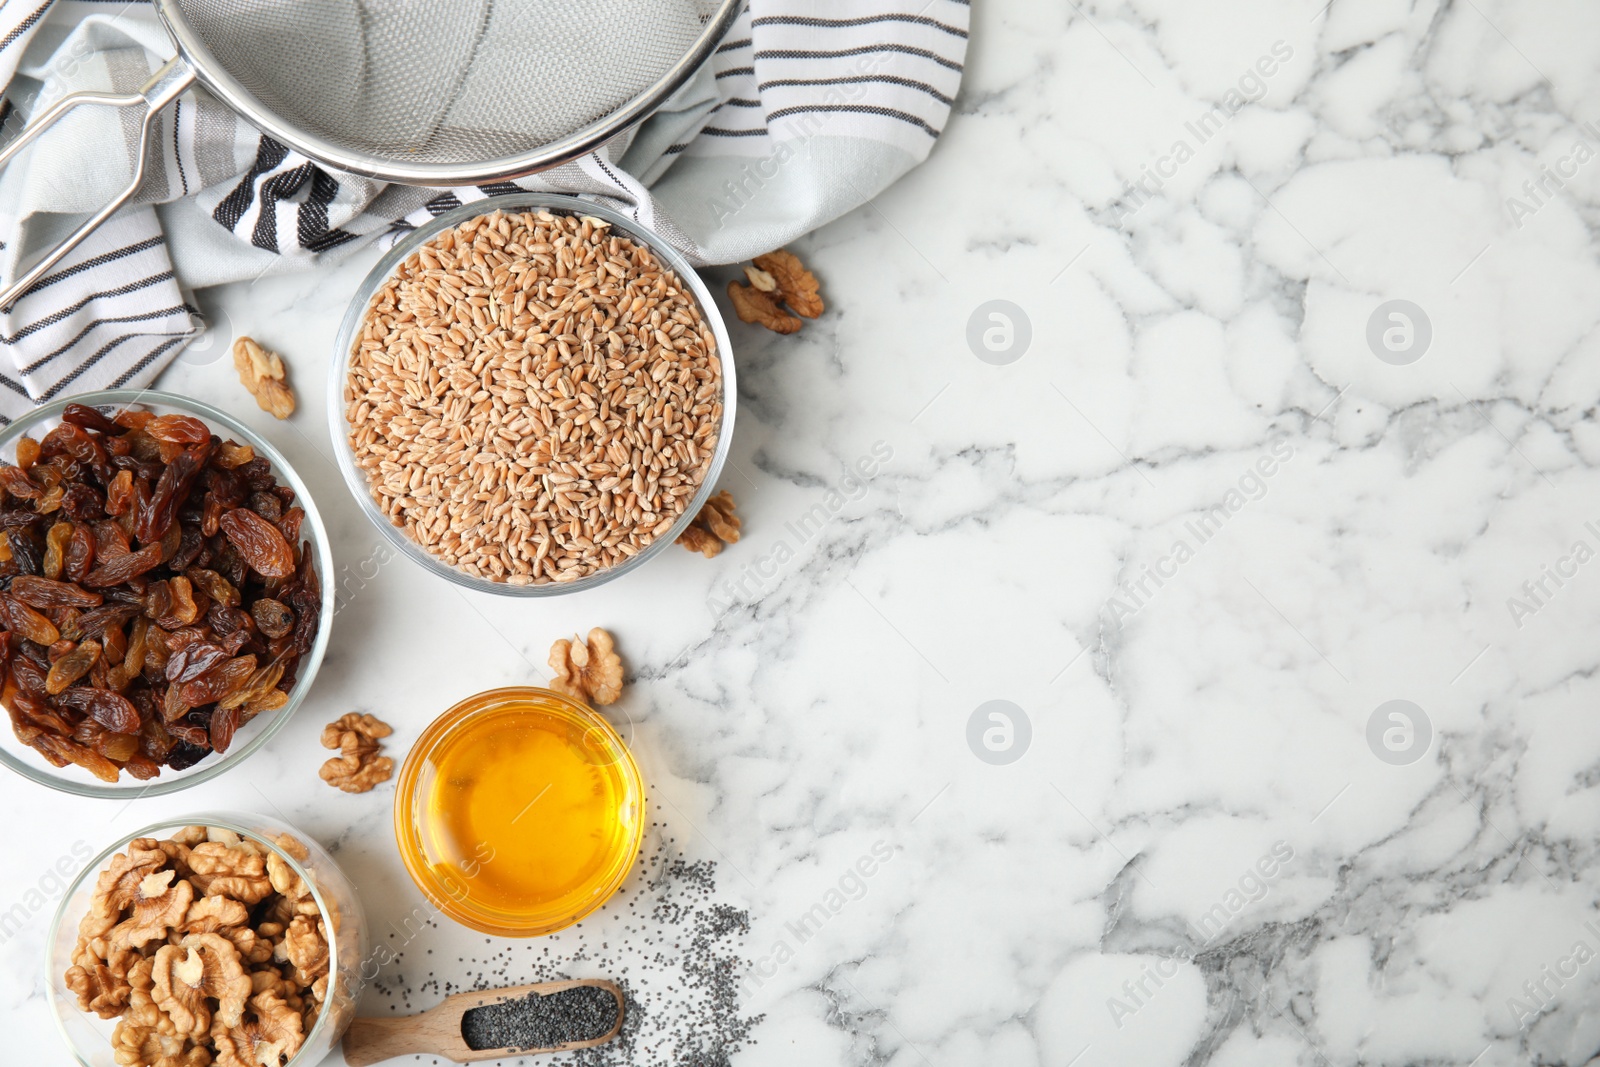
[{"left": 0, "top": 0, "right": 968, "bottom": 422}]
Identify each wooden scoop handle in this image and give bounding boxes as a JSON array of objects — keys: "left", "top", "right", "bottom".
[{"left": 342, "top": 978, "right": 623, "bottom": 1066}]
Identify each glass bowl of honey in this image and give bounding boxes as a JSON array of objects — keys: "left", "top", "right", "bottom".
[{"left": 394, "top": 686, "right": 644, "bottom": 936}]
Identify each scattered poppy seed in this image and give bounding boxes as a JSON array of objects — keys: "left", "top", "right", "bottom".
[{"left": 367, "top": 816, "right": 763, "bottom": 1065}]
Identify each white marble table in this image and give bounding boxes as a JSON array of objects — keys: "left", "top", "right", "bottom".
[{"left": 7, "top": 0, "right": 1600, "bottom": 1063}]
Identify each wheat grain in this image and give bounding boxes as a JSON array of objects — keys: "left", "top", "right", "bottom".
[{"left": 344, "top": 209, "right": 722, "bottom": 585}]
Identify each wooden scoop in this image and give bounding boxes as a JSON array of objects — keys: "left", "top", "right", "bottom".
[{"left": 341, "top": 978, "right": 623, "bottom": 1065}]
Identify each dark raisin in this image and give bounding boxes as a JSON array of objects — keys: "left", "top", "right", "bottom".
[
  {"left": 61, "top": 404, "right": 123, "bottom": 435},
  {"left": 164, "top": 739, "right": 210, "bottom": 769},
  {"left": 7, "top": 529, "right": 42, "bottom": 575},
  {"left": 60, "top": 484, "right": 104, "bottom": 521},
  {"left": 246, "top": 491, "right": 283, "bottom": 522}
]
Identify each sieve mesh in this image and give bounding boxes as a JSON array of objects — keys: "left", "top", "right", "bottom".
[{"left": 169, "top": 0, "right": 721, "bottom": 167}]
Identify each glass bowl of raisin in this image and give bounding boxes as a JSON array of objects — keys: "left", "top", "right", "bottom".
[{"left": 0, "top": 389, "right": 333, "bottom": 798}]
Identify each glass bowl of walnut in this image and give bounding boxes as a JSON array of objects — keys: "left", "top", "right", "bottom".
[
  {"left": 0, "top": 389, "right": 334, "bottom": 798},
  {"left": 47, "top": 814, "right": 368, "bottom": 1067}
]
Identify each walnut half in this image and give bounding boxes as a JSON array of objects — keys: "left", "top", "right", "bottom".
[
  {"left": 549, "top": 627, "right": 624, "bottom": 707},
  {"left": 152, "top": 932, "right": 252, "bottom": 1037},
  {"left": 728, "top": 248, "right": 823, "bottom": 334},
  {"left": 210, "top": 990, "right": 304, "bottom": 1067},
  {"left": 318, "top": 712, "right": 393, "bottom": 793},
  {"left": 232, "top": 337, "right": 295, "bottom": 420},
  {"left": 678, "top": 490, "right": 741, "bottom": 558}
]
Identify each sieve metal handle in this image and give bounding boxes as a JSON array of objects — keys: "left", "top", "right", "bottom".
[{"left": 0, "top": 56, "right": 197, "bottom": 311}]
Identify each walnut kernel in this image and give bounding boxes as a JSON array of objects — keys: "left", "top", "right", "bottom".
[
  {"left": 549, "top": 627, "right": 624, "bottom": 706},
  {"left": 318, "top": 712, "right": 394, "bottom": 793},
  {"left": 678, "top": 490, "right": 741, "bottom": 558},
  {"left": 231, "top": 337, "right": 295, "bottom": 419}
]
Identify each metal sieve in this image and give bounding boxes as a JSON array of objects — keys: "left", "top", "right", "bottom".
[{"left": 0, "top": 0, "right": 739, "bottom": 307}]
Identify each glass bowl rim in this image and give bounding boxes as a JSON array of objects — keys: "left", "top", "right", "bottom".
[
  {"left": 326, "top": 191, "right": 737, "bottom": 597},
  {"left": 44, "top": 811, "right": 350, "bottom": 1067},
  {"left": 0, "top": 388, "right": 336, "bottom": 798},
  {"left": 392, "top": 684, "right": 646, "bottom": 937}
]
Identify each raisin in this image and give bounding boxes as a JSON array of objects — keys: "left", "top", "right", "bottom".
[
  {"left": 200, "top": 494, "right": 226, "bottom": 538},
  {"left": 237, "top": 457, "right": 275, "bottom": 490},
  {"left": 65, "top": 524, "right": 95, "bottom": 583},
  {"left": 219, "top": 509, "right": 295, "bottom": 579},
  {"left": 177, "top": 653, "right": 256, "bottom": 706},
  {"left": 94, "top": 520, "right": 131, "bottom": 560},
  {"left": 62, "top": 403, "right": 122, "bottom": 435},
  {"left": 251, "top": 598, "right": 295, "bottom": 640},
  {"left": 14, "top": 437, "right": 39, "bottom": 471},
  {"left": 1, "top": 595, "right": 60, "bottom": 646},
  {"left": 42, "top": 522, "right": 70, "bottom": 579},
  {"left": 9, "top": 656, "right": 48, "bottom": 697},
  {"left": 143, "top": 630, "right": 170, "bottom": 674},
  {"left": 60, "top": 484, "right": 104, "bottom": 521},
  {"left": 0, "top": 466, "right": 41, "bottom": 501},
  {"left": 46, "top": 639, "right": 101, "bottom": 694},
  {"left": 164, "top": 576, "right": 199, "bottom": 628},
  {"left": 56, "top": 686, "right": 140, "bottom": 734},
  {"left": 165, "top": 740, "right": 209, "bottom": 769},
  {"left": 11, "top": 575, "right": 103, "bottom": 609},
  {"left": 209, "top": 704, "right": 239, "bottom": 753},
  {"left": 137, "top": 715, "right": 173, "bottom": 761},
  {"left": 219, "top": 658, "right": 285, "bottom": 711},
  {"left": 142, "top": 580, "right": 172, "bottom": 622},
  {"left": 84, "top": 543, "right": 162, "bottom": 587},
  {"left": 83, "top": 726, "right": 139, "bottom": 763},
  {"left": 40, "top": 423, "right": 107, "bottom": 473},
  {"left": 102, "top": 620, "right": 127, "bottom": 665},
  {"left": 243, "top": 687, "right": 289, "bottom": 715},
  {"left": 134, "top": 444, "right": 208, "bottom": 544},
  {"left": 7, "top": 529, "right": 42, "bottom": 575},
  {"left": 170, "top": 524, "right": 204, "bottom": 572},
  {"left": 214, "top": 442, "right": 255, "bottom": 469},
  {"left": 165, "top": 640, "right": 230, "bottom": 684},
  {"left": 214, "top": 543, "right": 247, "bottom": 587},
  {"left": 207, "top": 603, "right": 250, "bottom": 636},
  {"left": 121, "top": 753, "right": 161, "bottom": 779},
  {"left": 104, "top": 469, "right": 134, "bottom": 517},
  {"left": 247, "top": 491, "right": 283, "bottom": 522},
  {"left": 123, "top": 616, "right": 149, "bottom": 672},
  {"left": 145, "top": 415, "right": 210, "bottom": 446},
  {"left": 164, "top": 626, "right": 208, "bottom": 650},
  {"left": 162, "top": 682, "right": 188, "bottom": 723},
  {"left": 276, "top": 507, "right": 305, "bottom": 546},
  {"left": 158, "top": 519, "right": 183, "bottom": 562},
  {"left": 188, "top": 568, "right": 240, "bottom": 608},
  {"left": 286, "top": 546, "right": 322, "bottom": 656},
  {"left": 205, "top": 467, "right": 246, "bottom": 508},
  {"left": 51, "top": 736, "right": 121, "bottom": 782}
]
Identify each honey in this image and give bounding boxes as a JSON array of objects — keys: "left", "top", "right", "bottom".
[{"left": 395, "top": 688, "right": 643, "bottom": 936}]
